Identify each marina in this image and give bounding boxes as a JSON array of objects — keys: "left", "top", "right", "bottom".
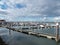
[
  {"left": 0, "top": 27, "right": 60, "bottom": 45},
  {"left": 0, "top": 0, "right": 59, "bottom": 45},
  {"left": 0, "top": 20, "right": 60, "bottom": 45},
  {"left": 6, "top": 27, "right": 56, "bottom": 40}
]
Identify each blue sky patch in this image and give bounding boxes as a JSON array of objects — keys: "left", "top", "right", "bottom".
[
  {"left": 0, "top": 0, "right": 1, "bottom": 1},
  {"left": 15, "top": 3, "right": 26, "bottom": 9},
  {"left": 0, "top": 4, "right": 8, "bottom": 9}
]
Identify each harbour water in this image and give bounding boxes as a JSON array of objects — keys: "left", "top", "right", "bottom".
[{"left": 0, "top": 27, "right": 60, "bottom": 45}]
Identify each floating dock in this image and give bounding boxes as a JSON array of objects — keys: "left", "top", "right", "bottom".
[{"left": 6, "top": 27, "right": 57, "bottom": 41}]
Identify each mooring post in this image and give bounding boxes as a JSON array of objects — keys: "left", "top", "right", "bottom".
[
  {"left": 9, "top": 24, "right": 11, "bottom": 35},
  {"left": 9, "top": 29, "right": 11, "bottom": 35},
  {"left": 56, "top": 22, "right": 59, "bottom": 42}
]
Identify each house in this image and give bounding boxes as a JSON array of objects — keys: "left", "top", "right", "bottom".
[{"left": 0, "top": 20, "right": 6, "bottom": 25}]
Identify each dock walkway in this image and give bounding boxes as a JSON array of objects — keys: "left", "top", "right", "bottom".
[{"left": 6, "top": 27, "right": 56, "bottom": 40}]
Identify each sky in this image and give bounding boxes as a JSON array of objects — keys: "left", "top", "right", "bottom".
[{"left": 0, "top": 0, "right": 59, "bottom": 22}]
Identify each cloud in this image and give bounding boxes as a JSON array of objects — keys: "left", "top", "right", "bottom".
[
  {"left": 53, "top": 17, "right": 60, "bottom": 21},
  {"left": 0, "top": 0, "right": 58, "bottom": 22},
  {"left": 53, "top": 0, "right": 60, "bottom": 16}
]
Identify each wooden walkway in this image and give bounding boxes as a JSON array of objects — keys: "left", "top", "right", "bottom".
[{"left": 6, "top": 27, "right": 56, "bottom": 40}]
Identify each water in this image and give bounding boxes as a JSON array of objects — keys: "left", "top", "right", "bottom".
[{"left": 0, "top": 27, "right": 60, "bottom": 45}]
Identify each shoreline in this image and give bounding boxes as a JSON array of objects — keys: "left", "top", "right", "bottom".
[{"left": 0, "top": 37, "right": 8, "bottom": 45}]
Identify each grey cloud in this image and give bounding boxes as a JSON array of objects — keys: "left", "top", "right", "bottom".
[{"left": 0, "top": 0, "right": 58, "bottom": 21}]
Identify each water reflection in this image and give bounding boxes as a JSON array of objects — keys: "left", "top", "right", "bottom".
[
  {"left": 56, "top": 42, "right": 59, "bottom": 45},
  {"left": 0, "top": 27, "right": 60, "bottom": 45}
]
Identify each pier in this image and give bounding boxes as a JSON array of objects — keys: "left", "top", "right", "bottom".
[
  {"left": 6, "top": 27, "right": 56, "bottom": 41},
  {"left": 0, "top": 21, "right": 60, "bottom": 42}
]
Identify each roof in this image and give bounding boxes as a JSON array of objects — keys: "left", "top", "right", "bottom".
[{"left": 0, "top": 20, "right": 5, "bottom": 21}]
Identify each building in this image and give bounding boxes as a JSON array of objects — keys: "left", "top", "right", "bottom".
[{"left": 0, "top": 20, "right": 6, "bottom": 26}]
